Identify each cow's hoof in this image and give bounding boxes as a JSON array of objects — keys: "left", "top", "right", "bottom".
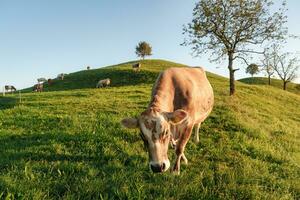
[
  {"left": 172, "top": 166, "right": 180, "bottom": 175},
  {"left": 172, "top": 170, "right": 180, "bottom": 175},
  {"left": 181, "top": 154, "right": 188, "bottom": 165},
  {"left": 182, "top": 159, "right": 188, "bottom": 165}
]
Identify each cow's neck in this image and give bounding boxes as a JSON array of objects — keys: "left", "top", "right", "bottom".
[{"left": 148, "top": 89, "right": 174, "bottom": 113}]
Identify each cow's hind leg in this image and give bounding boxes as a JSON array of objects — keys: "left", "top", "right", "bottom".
[{"left": 194, "top": 123, "right": 201, "bottom": 143}]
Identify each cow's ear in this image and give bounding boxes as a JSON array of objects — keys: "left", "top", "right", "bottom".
[
  {"left": 164, "top": 109, "right": 188, "bottom": 124},
  {"left": 121, "top": 118, "right": 138, "bottom": 129}
]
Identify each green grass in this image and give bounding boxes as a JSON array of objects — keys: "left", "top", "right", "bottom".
[
  {"left": 1, "top": 59, "right": 299, "bottom": 199},
  {"left": 239, "top": 77, "right": 300, "bottom": 95},
  {"left": 22, "top": 59, "right": 187, "bottom": 92}
]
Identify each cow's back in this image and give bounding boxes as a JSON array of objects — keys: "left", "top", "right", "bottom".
[{"left": 152, "top": 67, "right": 214, "bottom": 123}]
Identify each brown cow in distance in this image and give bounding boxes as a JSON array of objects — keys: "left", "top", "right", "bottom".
[
  {"left": 33, "top": 83, "right": 43, "bottom": 92},
  {"left": 121, "top": 67, "right": 214, "bottom": 174},
  {"left": 48, "top": 79, "right": 53, "bottom": 86},
  {"left": 132, "top": 63, "right": 141, "bottom": 72}
]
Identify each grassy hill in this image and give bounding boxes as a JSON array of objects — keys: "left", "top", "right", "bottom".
[
  {"left": 1, "top": 59, "right": 299, "bottom": 199},
  {"left": 22, "top": 59, "right": 187, "bottom": 92},
  {"left": 239, "top": 77, "right": 300, "bottom": 95}
]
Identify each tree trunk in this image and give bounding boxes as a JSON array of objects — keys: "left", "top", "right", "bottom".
[
  {"left": 228, "top": 53, "right": 235, "bottom": 96},
  {"left": 268, "top": 75, "right": 271, "bottom": 85},
  {"left": 283, "top": 81, "right": 287, "bottom": 90}
]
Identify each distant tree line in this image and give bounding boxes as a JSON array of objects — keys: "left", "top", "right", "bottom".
[{"left": 261, "top": 44, "right": 299, "bottom": 90}]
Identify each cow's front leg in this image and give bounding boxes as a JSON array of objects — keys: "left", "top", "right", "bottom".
[
  {"left": 173, "top": 149, "right": 188, "bottom": 174},
  {"left": 194, "top": 123, "right": 201, "bottom": 143},
  {"left": 172, "top": 125, "right": 193, "bottom": 175},
  {"left": 173, "top": 152, "right": 182, "bottom": 175}
]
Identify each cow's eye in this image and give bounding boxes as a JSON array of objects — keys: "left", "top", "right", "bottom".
[
  {"left": 140, "top": 132, "right": 148, "bottom": 150},
  {"left": 163, "top": 129, "right": 169, "bottom": 136},
  {"left": 140, "top": 132, "right": 146, "bottom": 141},
  {"left": 160, "top": 129, "right": 169, "bottom": 139}
]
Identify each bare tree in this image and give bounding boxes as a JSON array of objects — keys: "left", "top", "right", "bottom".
[
  {"left": 261, "top": 55, "right": 275, "bottom": 85},
  {"left": 274, "top": 52, "right": 299, "bottom": 90},
  {"left": 183, "top": 0, "right": 287, "bottom": 95},
  {"left": 261, "top": 45, "right": 279, "bottom": 85}
]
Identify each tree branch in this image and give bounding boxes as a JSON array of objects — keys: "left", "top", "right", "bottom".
[
  {"left": 235, "top": 49, "right": 265, "bottom": 54},
  {"left": 233, "top": 56, "right": 249, "bottom": 66}
]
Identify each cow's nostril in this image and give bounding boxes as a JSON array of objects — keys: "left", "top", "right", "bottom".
[
  {"left": 161, "top": 163, "right": 166, "bottom": 171},
  {"left": 151, "top": 164, "right": 159, "bottom": 173},
  {"left": 151, "top": 164, "right": 163, "bottom": 173}
]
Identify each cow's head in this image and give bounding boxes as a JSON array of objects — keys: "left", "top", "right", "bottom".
[{"left": 121, "top": 109, "right": 188, "bottom": 173}]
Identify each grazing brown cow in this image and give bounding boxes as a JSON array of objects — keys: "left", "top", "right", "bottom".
[
  {"left": 96, "top": 78, "right": 111, "bottom": 88},
  {"left": 47, "top": 79, "right": 53, "bottom": 86},
  {"left": 121, "top": 67, "right": 214, "bottom": 174},
  {"left": 132, "top": 63, "right": 141, "bottom": 72},
  {"left": 33, "top": 83, "right": 43, "bottom": 92}
]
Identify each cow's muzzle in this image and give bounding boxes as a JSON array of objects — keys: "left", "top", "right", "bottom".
[{"left": 150, "top": 163, "right": 166, "bottom": 173}]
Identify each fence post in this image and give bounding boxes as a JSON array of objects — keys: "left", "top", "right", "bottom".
[{"left": 19, "top": 91, "right": 22, "bottom": 103}]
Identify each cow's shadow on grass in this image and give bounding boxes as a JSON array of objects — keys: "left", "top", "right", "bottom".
[
  {"left": 0, "top": 132, "right": 142, "bottom": 165},
  {"left": 0, "top": 131, "right": 147, "bottom": 198},
  {"left": 0, "top": 96, "right": 18, "bottom": 110}
]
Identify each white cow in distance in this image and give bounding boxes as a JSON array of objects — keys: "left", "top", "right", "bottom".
[
  {"left": 4, "top": 85, "right": 17, "bottom": 93},
  {"left": 96, "top": 78, "right": 111, "bottom": 88},
  {"left": 57, "top": 73, "right": 65, "bottom": 80},
  {"left": 37, "top": 78, "right": 47, "bottom": 83}
]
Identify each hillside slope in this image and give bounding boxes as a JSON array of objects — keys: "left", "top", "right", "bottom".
[
  {"left": 23, "top": 59, "right": 188, "bottom": 92},
  {"left": 1, "top": 60, "right": 299, "bottom": 199},
  {"left": 239, "top": 77, "right": 300, "bottom": 95}
]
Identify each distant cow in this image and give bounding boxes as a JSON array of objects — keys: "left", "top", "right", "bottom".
[
  {"left": 132, "top": 63, "right": 141, "bottom": 72},
  {"left": 121, "top": 67, "right": 214, "bottom": 174},
  {"left": 37, "top": 78, "right": 47, "bottom": 83},
  {"left": 57, "top": 73, "right": 65, "bottom": 80},
  {"left": 33, "top": 83, "right": 43, "bottom": 92},
  {"left": 96, "top": 78, "right": 111, "bottom": 88},
  {"left": 48, "top": 79, "right": 53, "bottom": 86},
  {"left": 5, "top": 85, "right": 17, "bottom": 93}
]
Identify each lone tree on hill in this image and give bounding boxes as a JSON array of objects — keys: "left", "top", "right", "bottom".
[
  {"left": 135, "top": 41, "right": 152, "bottom": 60},
  {"left": 183, "top": 0, "right": 288, "bottom": 95},
  {"left": 246, "top": 63, "right": 259, "bottom": 77}
]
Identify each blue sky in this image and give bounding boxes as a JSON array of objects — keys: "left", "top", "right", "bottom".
[{"left": 0, "top": 0, "right": 300, "bottom": 91}]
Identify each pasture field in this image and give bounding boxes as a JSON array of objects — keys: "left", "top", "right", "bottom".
[{"left": 0, "top": 60, "right": 300, "bottom": 199}]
